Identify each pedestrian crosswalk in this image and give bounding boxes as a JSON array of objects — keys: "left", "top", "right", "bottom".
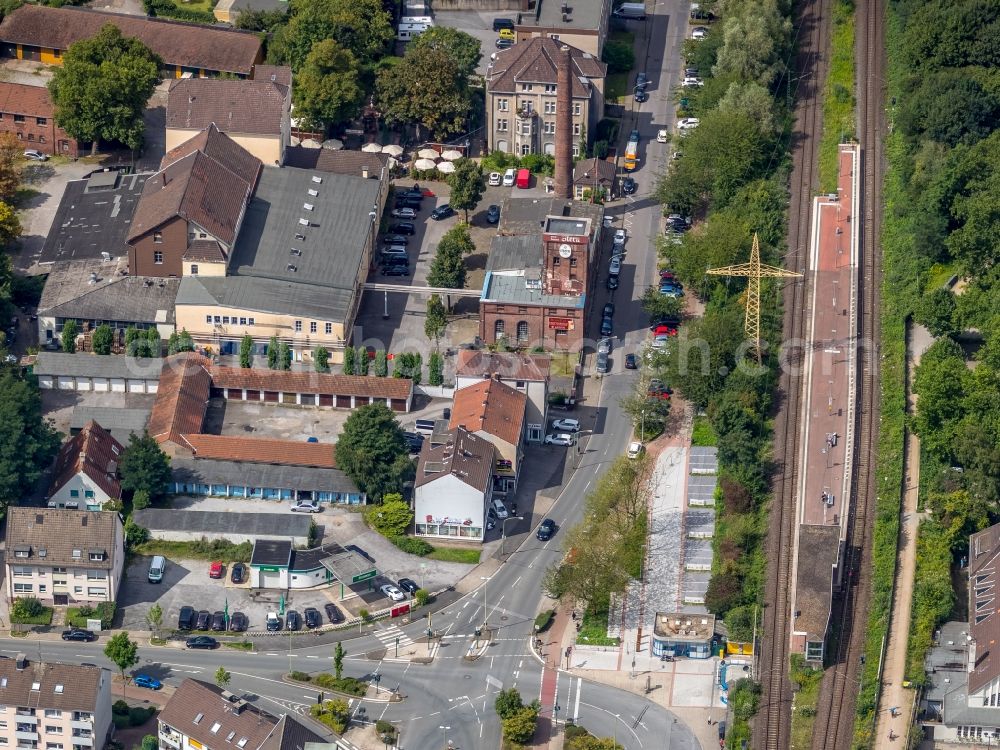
[{"left": 374, "top": 623, "right": 414, "bottom": 650}]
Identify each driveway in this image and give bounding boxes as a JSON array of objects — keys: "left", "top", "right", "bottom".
[
  {"left": 432, "top": 10, "right": 516, "bottom": 75},
  {"left": 16, "top": 159, "right": 96, "bottom": 273}
]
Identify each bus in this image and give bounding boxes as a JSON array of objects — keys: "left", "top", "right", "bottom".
[{"left": 624, "top": 129, "right": 640, "bottom": 171}]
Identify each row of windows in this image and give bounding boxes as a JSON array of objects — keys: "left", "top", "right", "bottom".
[
  {"left": 67, "top": 490, "right": 95, "bottom": 499},
  {"left": 496, "top": 120, "right": 582, "bottom": 136},
  {"left": 496, "top": 98, "right": 581, "bottom": 114},
  {"left": 494, "top": 320, "right": 531, "bottom": 342},
  {"left": 0, "top": 115, "right": 46, "bottom": 125},
  {"left": 206, "top": 316, "right": 332, "bottom": 334},
  {"left": 13, "top": 568, "right": 103, "bottom": 579},
  {"left": 13, "top": 583, "right": 105, "bottom": 596}
]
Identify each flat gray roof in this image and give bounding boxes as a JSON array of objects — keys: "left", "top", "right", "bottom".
[
  {"left": 133, "top": 508, "right": 312, "bottom": 539},
  {"left": 544, "top": 216, "right": 590, "bottom": 235},
  {"left": 177, "top": 274, "right": 354, "bottom": 322},
  {"left": 71, "top": 406, "right": 150, "bottom": 444},
  {"left": 498, "top": 197, "right": 604, "bottom": 237},
  {"left": 319, "top": 546, "right": 376, "bottom": 582},
  {"left": 251, "top": 539, "right": 292, "bottom": 567},
  {"left": 487, "top": 235, "right": 541, "bottom": 273},
  {"left": 171, "top": 457, "right": 360, "bottom": 495},
  {"left": 33, "top": 351, "right": 163, "bottom": 380},
  {"left": 39, "top": 171, "right": 148, "bottom": 264},
  {"left": 523, "top": 0, "right": 608, "bottom": 31},
  {"left": 482, "top": 271, "right": 586, "bottom": 307}
]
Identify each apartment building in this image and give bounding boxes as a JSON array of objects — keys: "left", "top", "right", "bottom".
[
  {"left": 485, "top": 37, "right": 606, "bottom": 157},
  {"left": 5, "top": 509, "right": 125, "bottom": 606},
  {"left": 0, "top": 654, "right": 112, "bottom": 750},
  {"left": 158, "top": 679, "right": 323, "bottom": 750}
]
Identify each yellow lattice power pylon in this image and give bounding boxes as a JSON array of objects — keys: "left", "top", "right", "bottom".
[{"left": 706, "top": 232, "right": 802, "bottom": 363}]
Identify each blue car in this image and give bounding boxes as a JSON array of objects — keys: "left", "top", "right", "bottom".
[{"left": 133, "top": 674, "right": 161, "bottom": 690}]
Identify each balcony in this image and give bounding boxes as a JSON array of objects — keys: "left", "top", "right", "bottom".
[
  {"left": 70, "top": 720, "right": 92, "bottom": 731},
  {"left": 158, "top": 728, "right": 181, "bottom": 749},
  {"left": 15, "top": 713, "right": 37, "bottom": 722},
  {"left": 15, "top": 732, "right": 39, "bottom": 742},
  {"left": 72, "top": 730, "right": 92, "bottom": 739},
  {"left": 70, "top": 735, "right": 92, "bottom": 747},
  {"left": 515, "top": 106, "right": 536, "bottom": 120}
]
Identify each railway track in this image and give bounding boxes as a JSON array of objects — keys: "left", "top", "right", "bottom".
[
  {"left": 755, "top": 0, "right": 831, "bottom": 745},
  {"left": 810, "top": 0, "right": 886, "bottom": 746}
]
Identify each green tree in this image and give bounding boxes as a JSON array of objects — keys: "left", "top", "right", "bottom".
[
  {"left": 293, "top": 39, "right": 363, "bottom": 130},
  {"left": 119, "top": 432, "right": 172, "bottom": 503},
  {"left": 333, "top": 642, "right": 345, "bottom": 680},
  {"left": 233, "top": 7, "right": 288, "bottom": 31},
  {"left": 355, "top": 346, "right": 369, "bottom": 375},
  {"left": 447, "top": 158, "right": 484, "bottom": 223},
  {"left": 278, "top": 342, "right": 292, "bottom": 370},
  {"left": 314, "top": 346, "right": 330, "bottom": 372},
  {"left": 145, "top": 328, "right": 161, "bottom": 357},
  {"left": 124, "top": 517, "right": 149, "bottom": 548},
  {"left": 641, "top": 285, "right": 684, "bottom": 322},
  {"left": 140, "top": 736, "right": 158, "bottom": 750},
  {"left": 214, "top": 667, "right": 231, "bottom": 688},
  {"left": 267, "top": 335, "right": 279, "bottom": 369},
  {"left": 494, "top": 688, "right": 523, "bottom": 719},
  {"left": 428, "top": 350, "right": 444, "bottom": 386},
  {"left": 916, "top": 287, "right": 958, "bottom": 337},
  {"left": 501, "top": 705, "right": 539, "bottom": 745},
  {"left": 48, "top": 24, "right": 162, "bottom": 153},
  {"left": 91, "top": 324, "right": 113, "bottom": 355},
  {"left": 425, "top": 294, "right": 448, "bottom": 346},
  {"left": 0, "top": 132, "right": 24, "bottom": 202},
  {"left": 376, "top": 45, "right": 471, "bottom": 141},
  {"left": 240, "top": 335, "right": 254, "bottom": 368},
  {"left": 270, "top": 0, "right": 392, "bottom": 69},
  {"left": 334, "top": 403, "right": 409, "bottom": 500},
  {"left": 61, "top": 320, "right": 78, "bottom": 353},
  {"left": 174, "top": 329, "right": 194, "bottom": 353},
  {"left": 0, "top": 370, "right": 60, "bottom": 511},
  {"left": 0, "top": 201, "right": 21, "bottom": 248},
  {"left": 409, "top": 26, "right": 482, "bottom": 78},
  {"left": 374, "top": 349, "right": 388, "bottom": 377},
  {"left": 343, "top": 346, "right": 355, "bottom": 375},
  {"left": 145, "top": 603, "right": 163, "bottom": 636},
  {"left": 601, "top": 39, "right": 634, "bottom": 74},
  {"left": 427, "top": 225, "right": 470, "bottom": 289},
  {"left": 364, "top": 495, "right": 412, "bottom": 537},
  {"left": 131, "top": 489, "right": 151, "bottom": 510},
  {"left": 104, "top": 633, "right": 139, "bottom": 696},
  {"left": 913, "top": 337, "right": 971, "bottom": 457}
]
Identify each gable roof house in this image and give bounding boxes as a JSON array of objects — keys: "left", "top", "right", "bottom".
[
  {"left": 5, "top": 507, "right": 125, "bottom": 606},
  {"left": 126, "top": 125, "right": 262, "bottom": 278},
  {"left": 450, "top": 379, "right": 527, "bottom": 492},
  {"left": 0, "top": 4, "right": 263, "bottom": 77},
  {"left": 47, "top": 420, "right": 124, "bottom": 506},
  {"left": 413, "top": 427, "right": 497, "bottom": 543},
  {"left": 147, "top": 351, "right": 212, "bottom": 455},
  {"left": 0, "top": 81, "right": 79, "bottom": 157},
  {"left": 166, "top": 71, "right": 292, "bottom": 167}
]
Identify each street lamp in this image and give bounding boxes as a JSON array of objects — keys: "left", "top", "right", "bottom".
[
  {"left": 499, "top": 516, "right": 524, "bottom": 556},
  {"left": 438, "top": 725, "right": 451, "bottom": 749},
  {"left": 479, "top": 575, "right": 492, "bottom": 632}
]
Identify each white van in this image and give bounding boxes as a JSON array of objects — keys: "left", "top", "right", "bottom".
[
  {"left": 492, "top": 498, "right": 510, "bottom": 520},
  {"left": 148, "top": 555, "right": 166, "bottom": 583},
  {"left": 414, "top": 418, "right": 437, "bottom": 436},
  {"left": 502, "top": 168, "right": 516, "bottom": 187},
  {"left": 613, "top": 2, "right": 647, "bottom": 19}
]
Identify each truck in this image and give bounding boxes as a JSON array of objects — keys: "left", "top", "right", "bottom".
[
  {"left": 624, "top": 129, "right": 640, "bottom": 171},
  {"left": 612, "top": 2, "right": 647, "bottom": 19},
  {"left": 516, "top": 168, "right": 531, "bottom": 189}
]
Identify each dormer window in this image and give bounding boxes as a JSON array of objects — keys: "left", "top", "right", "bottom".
[
  {"left": 13, "top": 546, "right": 30, "bottom": 558},
  {"left": 89, "top": 549, "right": 105, "bottom": 562},
  {"left": 71, "top": 549, "right": 81, "bottom": 559}
]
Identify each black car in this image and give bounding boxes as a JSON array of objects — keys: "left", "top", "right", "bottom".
[
  {"left": 229, "top": 612, "right": 248, "bottom": 632},
  {"left": 403, "top": 432, "right": 424, "bottom": 452},
  {"left": 600, "top": 317, "right": 613, "bottom": 336},
  {"left": 382, "top": 264, "right": 410, "bottom": 276},
  {"left": 390, "top": 222, "right": 416, "bottom": 235},
  {"left": 231, "top": 562, "right": 246, "bottom": 584},
  {"left": 211, "top": 611, "right": 226, "bottom": 631},
  {"left": 401, "top": 185, "right": 423, "bottom": 199},
  {"left": 178, "top": 606, "right": 195, "bottom": 630},
  {"left": 304, "top": 608, "right": 322, "bottom": 629},
  {"left": 603, "top": 302, "right": 615, "bottom": 318},
  {"left": 606, "top": 274, "right": 620, "bottom": 291},
  {"left": 398, "top": 577, "right": 419, "bottom": 594},
  {"left": 430, "top": 204, "right": 455, "bottom": 220},
  {"left": 324, "top": 603, "right": 344, "bottom": 624},
  {"left": 196, "top": 610, "right": 211, "bottom": 630},
  {"left": 621, "top": 177, "right": 637, "bottom": 195},
  {"left": 536, "top": 518, "right": 556, "bottom": 541},
  {"left": 394, "top": 196, "right": 422, "bottom": 209},
  {"left": 625, "top": 353, "right": 638, "bottom": 369},
  {"left": 185, "top": 636, "right": 218, "bottom": 650},
  {"left": 286, "top": 610, "right": 301, "bottom": 631},
  {"left": 650, "top": 316, "right": 681, "bottom": 329},
  {"left": 61, "top": 628, "right": 96, "bottom": 642},
  {"left": 486, "top": 204, "right": 500, "bottom": 224},
  {"left": 383, "top": 234, "right": 409, "bottom": 245},
  {"left": 634, "top": 90, "right": 649, "bottom": 103},
  {"left": 493, "top": 17, "right": 514, "bottom": 31}
]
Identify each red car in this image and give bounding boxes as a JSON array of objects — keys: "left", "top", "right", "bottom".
[
  {"left": 659, "top": 269, "right": 675, "bottom": 280},
  {"left": 209, "top": 561, "right": 224, "bottom": 579},
  {"left": 653, "top": 325, "right": 678, "bottom": 337}
]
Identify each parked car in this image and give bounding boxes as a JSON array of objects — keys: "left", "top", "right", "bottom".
[
  {"left": 24, "top": 149, "right": 48, "bottom": 161},
  {"left": 398, "top": 577, "right": 419, "bottom": 594},
  {"left": 381, "top": 584, "right": 406, "bottom": 602},
  {"left": 196, "top": 610, "right": 212, "bottom": 630},
  {"left": 606, "top": 273, "right": 620, "bottom": 291},
  {"left": 613, "top": 228, "right": 627, "bottom": 245},
  {"left": 536, "top": 518, "right": 557, "bottom": 541},
  {"left": 682, "top": 77, "right": 704, "bottom": 87},
  {"left": 383, "top": 234, "right": 409, "bottom": 245},
  {"left": 634, "top": 89, "right": 649, "bottom": 103},
  {"left": 685, "top": 67, "right": 700, "bottom": 77},
  {"left": 403, "top": 431, "right": 424, "bottom": 452},
  {"left": 493, "top": 17, "right": 515, "bottom": 31},
  {"left": 394, "top": 196, "right": 422, "bottom": 210},
  {"left": 382, "top": 263, "right": 409, "bottom": 276},
  {"left": 291, "top": 500, "right": 322, "bottom": 513},
  {"left": 231, "top": 562, "right": 246, "bottom": 584},
  {"left": 488, "top": 172, "right": 502, "bottom": 186},
  {"left": 635, "top": 72, "right": 649, "bottom": 89},
  {"left": 495, "top": 37, "right": 514, "bottom": 49},
  {"left": 621, "top": 177, "right": 637, "bottom": 195},
  {"left": 391, "top": 207, "right": 416, "bottom": 219},
  {"left": 209, "top": 561, "right": 223, "bottom": 579},
  {"left": 430, "top": 204, "right": 455, "bottom": 220},
  {"left": 266, "top": 612, "right": 281, "bottom": 631},
  {"left": 390, "top": 222, "right": 416, "bottom": 235},
  {"left": 598, "top": 337, "right": 613, "bottom": 355},
  {"left": 486, "top": 204, "right": 501, "bottom": 224},
  {"left": 492, "top": 498, "right": 510, "bottom": 520},
  {"left": 603, "top": 302, "right": 615, "bottom": 318},
  {"left": 304, "top": 608, "right": 322, "bottom": 628},
  {"left": 133, "top": 674, "right": 161, "bottom": 690},
  {"left": 552, "top": 418, "right": 581, "bottom": 432},
  {"left": 286, "top": 610, "right": 301, "bottom": 631},
  {"left": 609, "top": 255, "right": 622, "bottom": 275},
  {"left": 691, "top": 26, "right": 709, "bottom": 39},
  {"left": 61, "top": 628, "right": 96, "bottom": 642},
  {"left": 400, "top": 185, "right": 423, "bottom": 199},
  {"left": 657, "top": 129, "right": 669, "bottom": 143},
  {"left": 211, "top": 611, "right": 226, "bottom": 631},
  {"left": 625, "top": 353, "right": 638, "bottom": 369},
  {"left": 545, "top": 433, "right": 576, "bottom": 446},
  {"left": 627, "top": 441, "right": 645, "bottom": 459},
  {"left": 502, "top": 168, "right": 516, "bottom": 186},
  {"left": 600, "top": 317, "right": 613, "bottom": 336},
  {"left": 229, "top": 612, "right": 248, "bottom": 632},
  {"left": 324, "top": 603, "right": 344, "bottom": 623},
  {"left": 596, "top": 351, "right": 610, "bottom": 374},
  {"left": 185, "top": 636, "right": 218, "bottom": 650},
  {"left": 677, "top": 118, "right": 700, "bottom": 130},
  {"left": 650, "top": 315, "right": 681, "bottom": 329},
  {"left": 178, "top": 606, "right": 195, "bottom": 630}
]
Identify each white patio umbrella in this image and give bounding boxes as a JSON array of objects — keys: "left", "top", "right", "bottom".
[
  {"left": 436, "top": 160, "right": 456, "bottom": 174},
  {"left": 300, "top": 138, "right": 321, "bottom": 149},
  {"left": 322, "top": 139, "right": 344, "bottom": 150},
  {"left": 414, "top": 158, "right": 437, "bottom": 171},
  {"left": 417, "top": 147, "right": 439, "bottom": 159},
  {"left": 362, "top": 142, "right": 383, "bottom": 153},
  {"left": 381, "top": 144, "right": 404, "bottom": 156},
  {"left": 440, "top": 149, "right": 463, "bottom": 161}
]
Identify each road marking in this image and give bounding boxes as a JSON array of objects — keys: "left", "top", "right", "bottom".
[
  {"left": 573, "top": 678, "right": 582, "bottom": 723},
  {"left": 580, "top": 702, "right": 643, "bottom": 745},
  {"left": 512, "top": 575, "right": 522, "bottom": 588}
]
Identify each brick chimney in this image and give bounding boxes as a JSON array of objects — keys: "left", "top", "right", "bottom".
[{"left": 553, "top": 45, "right": 573, "bottom": 198}]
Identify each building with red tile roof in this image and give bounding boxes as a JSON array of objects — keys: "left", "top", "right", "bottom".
[
  {"left": 182, "top": 434, "right": 337, "bottom": 469},
  {"left": 47, "top": 420, "right": 124, "bottom": 505},
  {"left": 147, "top": 352, "right": 212, "bottom": 454},
  {"left": 450, "top": 379, "right": 526, "bottom": 492},
  {"left": 0, "top": 81, "right": 79, "bottom": 157}
]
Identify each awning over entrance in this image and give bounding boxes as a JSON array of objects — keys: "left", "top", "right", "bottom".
[{"left": 319, "top": 545, "right": 377, "bottom": 584}]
